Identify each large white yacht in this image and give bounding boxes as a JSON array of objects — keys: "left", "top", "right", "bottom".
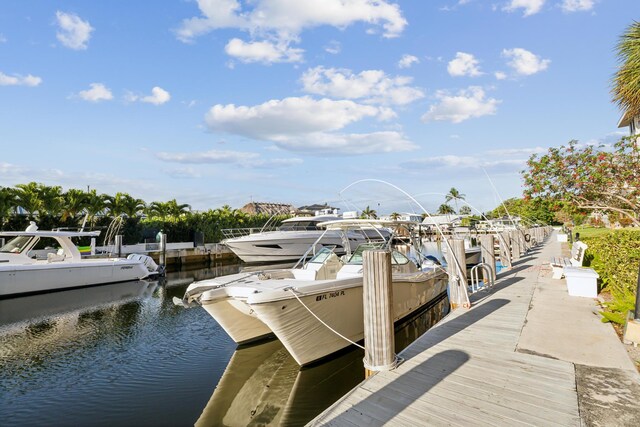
[
  {"left": 0, "top": 224, "right": 160, "bottom": 298},
  {"left": 181, "top": 220, "right": 448, "bottom": 366},
  {"left": 222, "top": 211, "right": 389, "bottom": 263}
]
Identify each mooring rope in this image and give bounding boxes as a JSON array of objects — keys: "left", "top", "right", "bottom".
[{"left": 286, "top": 288, "right": 365, "bottom": 350}]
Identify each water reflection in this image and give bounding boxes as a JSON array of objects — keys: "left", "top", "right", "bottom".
[
  {"left": 0, "top": 262, "right": 448, "bottom": 427},
  {"left": 196, "top": 296, "right": 450, "bottom": 427}
]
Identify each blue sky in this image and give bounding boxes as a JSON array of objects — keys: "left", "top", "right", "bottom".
[{"left": 0, "top": 0, "right": 633, "bottom": 215}]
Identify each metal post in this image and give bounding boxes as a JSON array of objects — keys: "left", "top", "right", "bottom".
[
  {"left": 90, "top": 237, "right": 96, "bottom": 256},
  {"left": 160, "top": 233, "right": 167, "bottom": 266},
  {"left": 363, "top": 249, "right": 396, "bottom": 377},
  {"left": 115, "top": 235, "right": 122, "bottom": 258}
]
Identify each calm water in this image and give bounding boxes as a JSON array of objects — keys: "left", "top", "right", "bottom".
[{"left": 0, "top": 263, "right": 449, "bottom": 427}]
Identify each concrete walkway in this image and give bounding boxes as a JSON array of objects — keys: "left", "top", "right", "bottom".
[{"left": 310, "top": 233, "right": 640, "bottom": 426}]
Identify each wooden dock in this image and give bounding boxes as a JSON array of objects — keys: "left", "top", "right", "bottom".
[{"left": 310, "top": 234, "right": 640, "bottom": 426}]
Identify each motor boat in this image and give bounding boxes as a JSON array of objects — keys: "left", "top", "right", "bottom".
[
  {"left": 0, "top": 223, "right": 162, "bottom": 298},
  {"left": 222, "top": 212, "right": 390, "bottom": 263},
  {"left": 180, "top": 220, "right": 449, "bottom": 366}
]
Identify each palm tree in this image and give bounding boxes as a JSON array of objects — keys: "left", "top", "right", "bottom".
[
  {"left": 360, "top": 205, "right": 378, "bottom": 219},
  {"left": 37, "top": 184, "right": 63, "bottom": 218},
  {"left": 146, "top": 201, "right": 170, "bottom": 220},
  {"left": 437, "top": 203, "right": 455, "bottom": 215},
  {"left": 389, "top": 212, "right": 401, "bottom": 221},
  {"left": 85, "top": 190, "right": 107, "bottom": 227},
  {"left": 459, "top": 205, "right": 472, "bottom": 215},
  {"left": 166, "top": 199, "right": 191, "bottom": 217},
  {"left": 0, "top": 186, "right": 16, "bottom": 227},
  {"left": 61, "top": 189, "right": 88, "bottom": 222},
  {"left": 105, "top": 192, "right": 146, "bottom": 218},
  {"left": 445, "top": 187, "right": 465, "bottom": 213},
  {"left": 612, "top": 21, "right": 640, "bottom": 118},
  {"left": 14, "top": 182, "right": 42, "bottom": 219}
]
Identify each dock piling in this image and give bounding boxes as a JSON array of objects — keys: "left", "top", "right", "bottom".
[{"left": 362, "top": 249, "right": 397, "bottom": 377}]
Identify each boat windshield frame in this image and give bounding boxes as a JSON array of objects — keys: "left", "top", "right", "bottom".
[
  {"left": 0, "top": 235, "right": 36, "bottom": 254},
  {"left": 344, "top": 243, "right": 411, "bottom": 266},
  {"left": 307, "top": 246, "right": 338, "bottom": 264}
]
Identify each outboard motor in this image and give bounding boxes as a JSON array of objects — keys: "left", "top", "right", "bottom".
[{"left": 127, "top": 253, "right": 165, "bottom": 276}]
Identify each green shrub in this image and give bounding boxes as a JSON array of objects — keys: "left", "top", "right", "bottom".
[{"left": 582, "top": 229, "right": 640, "bottom": 324}]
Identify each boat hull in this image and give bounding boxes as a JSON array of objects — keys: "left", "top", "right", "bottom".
[
  {"left": 248, "top": 270, "right": 448, "bottom": 366},
  {"left": 200, "top": 296, "right": 274, "bottom": 344},
  {"left": 223, "top": 228, "right": 386, "bottom": 263},
  {"left": 0, "top": 259, "right": 150, "bottom": 298}
]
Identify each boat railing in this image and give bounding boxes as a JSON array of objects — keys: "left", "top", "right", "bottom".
[{"left": 222, "top": 227, "right": 278, "bottom": 239}]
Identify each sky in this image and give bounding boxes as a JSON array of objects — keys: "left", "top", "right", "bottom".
[{"left": 0, "top": 0, "right": 634, "bottom": 216}]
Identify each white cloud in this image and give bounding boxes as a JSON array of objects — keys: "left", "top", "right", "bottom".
[
  {"left": 157, "top": 149, "right": 259, "bottom": 164},
  {"left": 503, "top": 0, "right": 545, "bottom": 16},
  {"left": 225, "top": 38, "right": 304, "bottom": 63},
  {"left": 502, "top": 48, "right": 550, "bottom": 75},
  {"left": 0, "top": 71, "right": 42, "bottom": 87},
  {"left": 55, "top": 11, "right": 94, "bottom": 50},
  {"left": 447, "top": 52, "right": 482, "bottom": 77},
  {"left": 401, "top": 154, "right": 525, "bottom": 171},
  {"left": 205, "top": 96, "right": 391, "bottom": 140},
  {"left": 271, "top": 131, "right": 417, "bottom": 155},
  {"left": 0, "top": 34, "right": 6, "bottom": 43},
  {"left": 561, "top": 0, "right": 595, "bottom": 12},
  {"left": 494, "top": 71, "right": 507, "bottom": 80},
  {"left": 176, "top": 0, "right": 407, "bottom": 63},
  {"left": 126, "top": 86, "right": 171, "bottom": 105},
  {"left": 156, "top": 148, "right": 303, "bottom": 168},
  {"left": 300, "top": 67, "right": 424, "bottom": 105},
  {"left": 142, "top": 87, "right": 171, "bottom": 105},
  {"left": 398, "top": 54, "right": 419, "bottom": 69},
  {"left": 204, "top": 96, "right": 414, "bottom": 155},
  {"left": 421, "top": 87, "right": 500, "bottom": 123},
  {"left": 77, "top": 83, "right": 113, "bottom": 102},
  {"left": 324, "top": 40, "right": 341, "bottom": 55}
]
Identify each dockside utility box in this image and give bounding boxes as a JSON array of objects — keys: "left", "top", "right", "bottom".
[
  {"left": 557, "top": 233, "right": 568, "bottom": 242},
  {"left": 563, "top": 266, "right": 599, "bottom": 298}
]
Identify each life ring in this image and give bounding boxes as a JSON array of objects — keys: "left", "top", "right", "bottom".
[{"left": 524, "top": 234, "right": 531, "bottom": 242}]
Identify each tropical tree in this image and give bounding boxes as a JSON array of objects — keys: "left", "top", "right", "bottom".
[
  {"left": 37, "top": 184, "right": 63, "bottom": 218},
  {"left": 389, "top": 212, "right": 401, "bottom": 221},
  {"left": 360, "top": 205, "right": 377, "bottom": 219},
  {"left": 14, "top": 182, "right": 42, "bottom": 218},
  {"left": 0, "top": 186, "right": 16, "bottom": 227},
  {"left": 611, "top": 21, "right": 640, "bottom": 119},
  {"left": 166, "top": 199, "right": 191, "bottom": 217},
  {"left": 61, "top": 189, "right": 89, "bottom": 222},
  {"left": 522, "top": 138, "right": 640, "bottom": 226},
  {"left": 445, "top": 187, "right": 465, "bottom": 213},
  {"left": 459, "top": 205, "right": 472, "bottom": 215},
  {"left": 85, "top": 190, "right": 107, "bottom": 227},
  {"left": 105, "top": 192, "right": 146, "bottom": 218},
  {"left": 437, "top": 204, "right": 455, "bottom": 215}
]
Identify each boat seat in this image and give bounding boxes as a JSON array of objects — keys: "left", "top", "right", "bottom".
[{"left": 47, "top": 250, "right": 66, "bottom": 263}]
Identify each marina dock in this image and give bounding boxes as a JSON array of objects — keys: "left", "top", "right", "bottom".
[{"left": 310, "top": 233, "right": 640, "bottom": 426}]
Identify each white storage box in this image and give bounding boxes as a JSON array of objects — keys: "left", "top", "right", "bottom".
[
  {"left": 557, "top": 233, "right": 568, "bottom": 242},
  {"left": 563, "top": 267, "right": 599, "bottom": 298}
]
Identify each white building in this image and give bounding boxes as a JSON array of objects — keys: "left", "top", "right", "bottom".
[{"left": 618, "top": 110, "right": 640, "bottom": 136}]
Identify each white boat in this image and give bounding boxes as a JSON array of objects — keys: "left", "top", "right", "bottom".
[
  {"left": 181, "top": 220, "right": 448, "bottom": 365},
  {"left": 0, "top": 224, "right": 161, "bottom": 298},
  {"left": 222, "top": 213, "right": 389, "bottom": 263}
]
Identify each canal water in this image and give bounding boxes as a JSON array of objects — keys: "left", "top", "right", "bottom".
[{"left": 0, "top": 263, "right": 449, "bottom": 427}]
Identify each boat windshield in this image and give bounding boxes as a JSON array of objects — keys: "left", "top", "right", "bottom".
[
  {"left": 0, "top": 236, "right": 34, "bottom": 254},
  {"left": 345, "top": 243, "right": 411, "bottom": 266},
  {"left": 307, "top": 246, "right": 336, "bottom": 264},
  {"left": 279, "top": 220, "right": 325, "bottom": 231}
]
